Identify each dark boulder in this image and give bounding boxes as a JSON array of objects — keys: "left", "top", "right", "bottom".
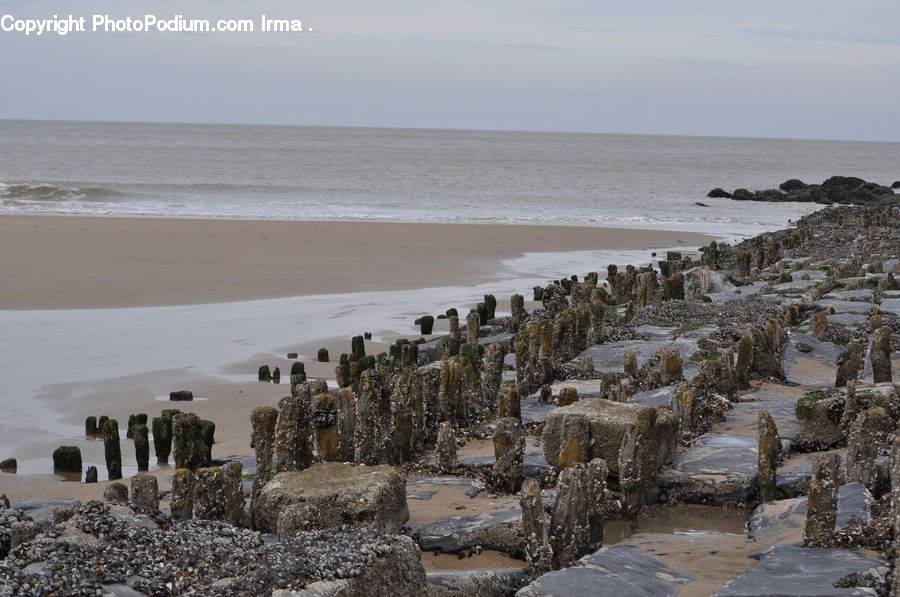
[
  {"left": 169, "top": 390, "right": 193, "bottom": 401},
  {"left": 757, "top": 189, "right": 786, "bottom": 202},
  {"left": 732, "top": 188, "right": 754, "bottom": 201},
  {"left": 779, "top": 179, "right": 807, "bottom": 192},
  {"left": 707, "top": 188, "right": 732, "bottom": 198}
]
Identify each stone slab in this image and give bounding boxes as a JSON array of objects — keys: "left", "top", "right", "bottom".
[
  {"left": 516, "top": 544, "right": 696, "bottom": 597},
  {"left": 630, "top": 385, "right": 677, "bottom": 408},
  {"left": 812, "top": 300, "right": 874, "bottom": 315},
  {"left": 784, "top": 336, "right": 843, "bottom": 387},
  {"left": 413, "top": 508, "right": 524, "bottom": 556},
  {"left": 10, "top": 498, "right": 81, "bottom": 528},
  {"left": 659, "top": 433, "right": 757, "bottom": 505},
  {"left": 748, "top": 483, "right": 872, "bottom": 545},
  {"left": 252, "top": 462, "right": 408, "bottom": 534},
  {"left": 543, "top": 398, "right": 678, "bottom": 475},
  {"left": 427, "top": 568, "right": 528, "bottom": 597},
  {"left": 881, "top": 298, "right": 900, "bottom": 317},
  {"left": 713, "top": 544, "right": 883, "bottom": 597}
]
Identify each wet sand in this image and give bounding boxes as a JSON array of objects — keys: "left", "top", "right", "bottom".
[{"left": 0, "top": 215, "right": 712, "bottom": 310}]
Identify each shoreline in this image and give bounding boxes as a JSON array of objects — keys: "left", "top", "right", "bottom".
[{"left": 0, "top": 215, "right": 713, "bottom": 310}]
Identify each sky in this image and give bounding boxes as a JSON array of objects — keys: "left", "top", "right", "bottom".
[{"left": 1, "top": 0, "right": 899, "bottom": 141}]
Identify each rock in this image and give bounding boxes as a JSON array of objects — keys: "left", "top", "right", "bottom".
[
  {"left": 662, "top": 272, "right": 685, "bottom": 301},
  {"left": 484, "top": 294, "right": 498, "bottom": 320},
  {"left": 9, "top": 521, "right": 41, "bottom": 549},
  {"left": 84, "top": 466, "right": 97, "bottom": 483},
  {"left": 416, "top": 507, "right": 525, "bottom": 557},
  {"left": 316, "top": 348, "right": 329, "bottom": 362},
  {"left": 748, "top": 482, "right": 872, "bottom": 545},
  {"left": 805, "top": 452, "right": 841, "bottom": 545},
  {"left": 777, "top": 178, "right": 808, "bottom": 192},
  {"left": 102, "top": 419, "right": 122, "bottom": 480},
  {"left": 52, "top": 446, "right": 82, "bottom": 473},
  {"left": 557, "top": 387, "right": 578, "bottom": 407},
  {"left": 437, "top": 422, "right": 458, "bottom": 472},
  {"left": 714, "top": 544, "right": 882, "bottom": 597},
  {"left": 542, "top": 398, "right": 677, "bottom": 475},
  {"left": 795, "top": 394, "right": 843, "bottom": 450},
  {"left": 312, "top": 393, "right": 341, "bottom": 461},
  {"left": 250, "top": 406, "right": 278, "bottom": 510},
  {"left": 492, "top": 417, "right": 524, "bottom": 493},
  {"left": 511, "top": 294, "right": 526, "bottom": 323},
  {"left": 337, "top": 387, "right": 357, "bottom": 462},
  {"left": 354, "top": 371, "right": 392, "bottom": 465},
  {"left": 497, "top": 381, "right": 521, "bottom": 418},
  {"left": 193, "top": 466, "right": 226, "bottom": 521},
  {"left": 732, "top": 188, "right": 754, "bottom": 201},
  {"left": 420, "top": 315, "right": 435, "bottom": 335},
  {"left": 272, "top": 367, "right": 281, "bottom": 384},
  {"left": 84, "top": 416, "right": 97, "bottom": 436},
  {"left": 252, "top": 462, "right": 408, "bottom": 534},
  {"left": 467, "top": 311, "right": 481, "bottom": 344},
  {"left": 133, "top": 423, "right": 150, "bottom": 472},
  {"left": 427, "top": 569, "right": 529, "bottom": 597},
  {"left": 0, "top": 458, "right": 16, "bottom": 471},
  {"left": 707, "top": 187, "right": 732, "bottom": 198},
  {"left": 169, "top": 390, "right": 194, "bottom": 401},
  {"left": 892, "top": 436, "right": 900, "bottom": 542},
  {"left": 10, "top": 498, "right": 80, "bottom": 528},
  {"left": 103, "top": 482, "right": 128, "bottom": 504},
  {"left": 811, "top": 312, "right": 828, "bottom": 341},
  {"left": 659, "top": 433, "right": 757, "bottom": 505},
  {"left": 259, "top": 365, "right": 272, "bottom": 382},
  {"left": 222, "top": 459, "right": 245, "bottom": 526},
  {"left": 275, "top": 393, "right": 315, "bottom": 471},
  {"left": 287, "top": 352, "right": 298, "bottom": 359},
  {"left": 757, "top": 410, "right": 781, "bottom": 503},
  {"left": 618, "top": 409, "right": 658, "bottom": 516},
  {"left": 871, "top": 327, "right": 892, "bottom": 383},
  {"left": 172, "top": 412, "right": 210, "bottom": 471},
  {"left": 131, "top": 474, "right": 159, "bottom": 510},
  {"left": 52, "top": 505, "right": 75, "bottom": 525},
  {"left": 548, "top": 459, "right": 606, "bottom": 569},
  {"left": 270, "top": 534, "right": 427, "bottom": 597},
  {"left": 152, "top": 413, "right": 174, "bottom": 464},
  {"left": 200, "top": 419, "right": 216, "bottom": 450},
  {"left": 845, "top": 407, "right": 891, "bottom": 491},
  {"left": 171, "top": 468, "right": 194, "bottom": 521},
  {"left": 556, "top": 415, "right": 589, "bottom": 470},
  {"left": 520, "top": 477, "right": 552, "bottom": 575},
  {"left": 835, "top": 340, "right": 863, "bottom": 387},
  {"left": 516, "top": 544, "right": 696, "bottom": 597}
]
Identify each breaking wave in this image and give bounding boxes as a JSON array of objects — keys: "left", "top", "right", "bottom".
[{"left": 0, "top": 182, "right": 122, "bottom": 203}]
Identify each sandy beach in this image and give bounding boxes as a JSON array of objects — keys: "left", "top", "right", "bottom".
[
  {"left": 0, "top": 214, "right": 711, "bottom": 500},
  {"left": 0, "top": 215, "right": 711, "bottom": 310}
]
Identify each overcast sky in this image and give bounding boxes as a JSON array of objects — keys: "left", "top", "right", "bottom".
[{"left": 1, "top": 0, "right": 899, "bottom": 141}]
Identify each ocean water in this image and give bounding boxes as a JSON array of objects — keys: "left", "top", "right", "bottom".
[{"left": 3, "top": 120, "right": 898, "bottom": 239}]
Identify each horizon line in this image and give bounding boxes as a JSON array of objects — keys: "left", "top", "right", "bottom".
[{"left": 2, "top": 116, "right": 898, "bottom": 146}]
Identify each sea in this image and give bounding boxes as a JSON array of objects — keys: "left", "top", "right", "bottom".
[{"left": 3, "top": 120, "right": 899, "bottom": 241}]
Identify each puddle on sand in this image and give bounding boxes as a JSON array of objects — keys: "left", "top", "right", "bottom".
[
  {"left": 421, "top": 549, "right": 526, "bottom": 573},
  {"left": 605, "top": 504, "right": 758, "bottom": 597},
  {"left": 604, "top": 503, "right": 750, "bottom": 546}
]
